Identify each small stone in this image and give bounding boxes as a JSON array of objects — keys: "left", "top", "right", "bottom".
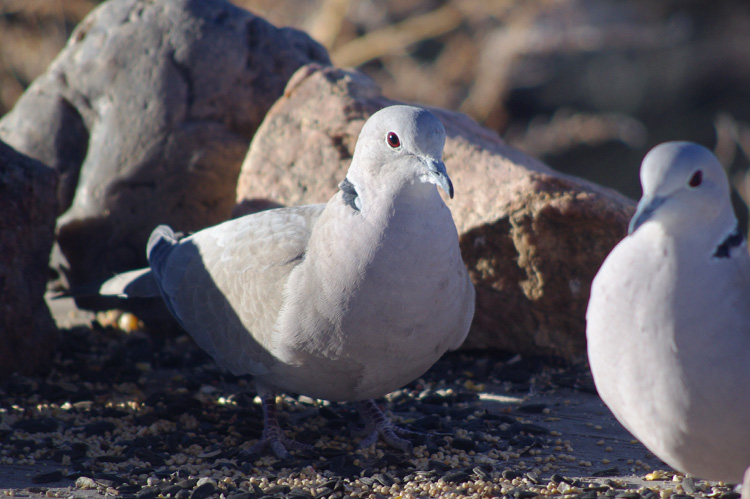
[
  {"left": 171, "top": 470, "right": 190, "bottom": 480},
  {"left": 195, "top": 478, "right": 216, "bottom": 488},
  {"left": 372, "top": 473, "right": 394, "bottom": 487},
  {"left": 92, "top": 474, "right": 124, "bottom": 488},
  {"left": 75, "top": 477, "right": 98, "bottom": 490},
  {"left": 263, "top": 485, "right": 291, "bottom": 496},
  {"left": 443, "top": 470, "right": 472, "bottom": 484},
  {"left": 176, "top": 479, "right": 198, "bottom": 490},
  {"left": 473, "top": 466, "right": 491, "bottom": 481},
  {"left": 358, "top": 476, "right": 376, "bottom": 487},
  {"left": 228, "top": 493, "right": 255, "bottom": 499},
  {"left": 509, "top": 488, "right": 539, "bottom": 498},
  {"left": 526, "top": 472, "right": 541, "bottom": 484},
  {"left": 429, "top": 460, "right": 451, "bottom": 473},
  {"left": 288, "top": 489, "right": 313, "bottom": 499},
  {"left": 162, "top": 485, "right": 183, "bottom": 497},
  {"left": 551, "top": 474, "right": 571, "bottom": 485},
  {"left": 681, "top": 478, "right": 696, "bottom": 495},
  {"left": 137, "top": 489, "right": 158, "bottom": 499},
  {"left": 190, "top": 483, "right": 215, "bottom": 499}
]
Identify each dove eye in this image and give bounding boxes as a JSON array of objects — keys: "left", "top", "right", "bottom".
[
  {"left": 688, "top": 170, "right": 703, "bottom": 188},
  {"left": 386, "top": 132, "right": 401, "bottom": 149}
]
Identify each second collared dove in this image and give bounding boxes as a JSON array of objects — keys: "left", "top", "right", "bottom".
[
  {"left": 587, "top": 142, "right": 750, "bottom": 490},
  {"left": 99, "top": 105, "right": 475, "bottom": 457}
]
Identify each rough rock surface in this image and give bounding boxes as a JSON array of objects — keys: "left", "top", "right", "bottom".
[
  {"left": 0, "top": 140, "right": 58, "bottom": 379},
  {"left": 0, "top": 0, "right": 330, "bottom": 289},
  {"left": 236, "top": 66, "right": 635, "bottom": 360}
]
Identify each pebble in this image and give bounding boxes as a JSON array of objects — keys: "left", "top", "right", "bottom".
[
  {"left": 682, "top": 478, "right": 697, "bottom": 494},
  {"left": 75, "top": 477, "right": 98, "bottom": 490},
  {"left": 442, "top": 469, "right": 473, "bottom": 483},
  {"left": 189, "top": 482, "right": 215, "bottom": 499},
  {"left": 136, "top": 489, "right": 157, "bottom": 499}
]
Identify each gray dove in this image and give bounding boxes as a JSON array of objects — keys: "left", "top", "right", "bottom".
[
  {"left": 100, "top": 105, "right": 475, "bottom": 457},
  {"left": 587, "top": 142, "right": 750, "bottom": 490}
]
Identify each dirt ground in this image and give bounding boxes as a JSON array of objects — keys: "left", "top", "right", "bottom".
[{"left": 0, "top": 297, "right": 715, "bottom": 499}]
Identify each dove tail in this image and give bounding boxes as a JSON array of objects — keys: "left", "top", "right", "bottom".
[
  {"left": 81, "top": 225, "right": 178, "bottom": 299},
  {"left": 96, "top": 268, "right": 158, "bottom": 297},
  {"left": 147, "top": 225, "right": 179, "bottom": 277}
]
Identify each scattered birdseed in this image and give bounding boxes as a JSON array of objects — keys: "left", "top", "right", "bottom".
[{"left": 0, "top": 326, "right": 740, "bottom": 499}]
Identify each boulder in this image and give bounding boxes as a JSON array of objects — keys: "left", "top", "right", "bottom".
[
  {"left": 0, "top": 0, "right": 330, "bottom": 290},
  {"left": 236, "top": 66, "right": 635, "bottom": 360},
  {"left": 0, "top": 140, "right": 58, "bottom": 379}
]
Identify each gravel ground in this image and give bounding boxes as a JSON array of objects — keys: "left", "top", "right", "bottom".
[{"left": 0, "top": 299, "right": 741, "bottom": 499}]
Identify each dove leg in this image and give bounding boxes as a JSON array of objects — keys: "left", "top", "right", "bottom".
[
  {"left": 354, "top": 399, "right": 418, "bottom": 453},
  {"left": 245, "top": 388, "right": 313, "bottom": 459}
]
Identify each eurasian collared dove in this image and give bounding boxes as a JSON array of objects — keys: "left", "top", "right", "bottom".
[
  {"left": 100, "top": 105, "right": 475, "bottom": 457},
  {"left": 586, "top": 142, "right": 750, "bottom": 490}
]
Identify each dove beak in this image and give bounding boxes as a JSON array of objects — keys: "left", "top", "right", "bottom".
[
  {"left": 421, "top": 157, "right": 454, "bottom": 199},
  {"left": 628, "top": 195, "right": 666, "bottom": 235}
]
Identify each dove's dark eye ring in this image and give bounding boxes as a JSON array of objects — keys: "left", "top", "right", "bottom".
[
  {"left": 386, "top": 132, "right": 401, "bottom": 149},
  {"left": 688, "top": 170, "right": 703, "bottom": 188}
]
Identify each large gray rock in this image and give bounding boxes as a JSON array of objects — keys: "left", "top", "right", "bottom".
[
  {"left": 0, "top": 0, "right": 330, "bottom": 290},
  {"left": 236, "top": 66, "right": 634, "bottom": 360},
  {"left": 0, "top": 140, "right": 58, "bottom": 379}
]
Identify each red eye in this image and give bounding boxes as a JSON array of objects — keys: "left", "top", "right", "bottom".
[
  {"left": 386, "top": 132, "right": 400, "bottom": 148},
  {"left": 688, "top": 170, "right": 702, "bottom": 188}
]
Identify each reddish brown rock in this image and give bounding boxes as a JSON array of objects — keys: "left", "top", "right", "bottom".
[
  {"left": 236, "top": 65, "right": 635, "bottom": 360},
  {"left": 0, "top": 140, "right": 58, "bottom": 379},
  {"left": 0, "top": 0, "right": 330, "bottom": 291}
]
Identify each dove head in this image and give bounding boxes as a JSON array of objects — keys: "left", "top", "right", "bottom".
[
  {"left": 347, "top": 105, "right": 453, "bottom": 205},
  {"left": 629, "top": 142, "right": 736, "bottom": 239}
]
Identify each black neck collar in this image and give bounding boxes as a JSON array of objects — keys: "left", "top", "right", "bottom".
[
  {"left": 713, "top": 224, "right": 745, "bottom": 258},
  {"left": 339, "top": 177, "right": 359, "bottom": 212}
]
